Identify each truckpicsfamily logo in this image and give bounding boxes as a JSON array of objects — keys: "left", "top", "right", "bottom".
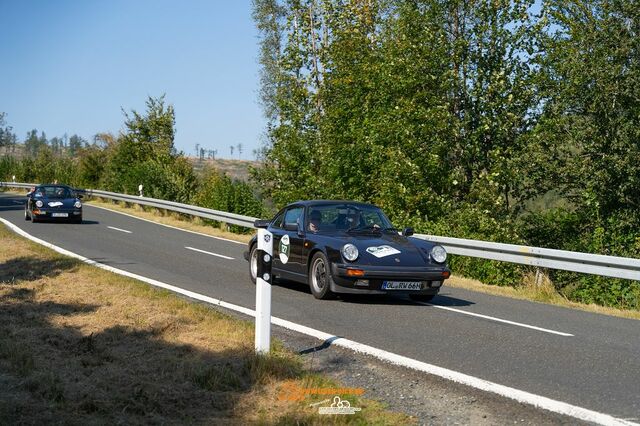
[
  {"left": 279, "top": 234, "right": 290, "bottom": 264},
  {"left": 318, "top": 396, "right": 361, "bottom": 415},
  {"left": 277, "top": 382, "right": 364, "bottom": 402}
]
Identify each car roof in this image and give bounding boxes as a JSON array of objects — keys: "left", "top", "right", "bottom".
[
  {"left": 286, "top": 200, "right": 379, "bottom": 209},
  {"left": 36, "top": 184, "right": 72, "bottom": 189}
]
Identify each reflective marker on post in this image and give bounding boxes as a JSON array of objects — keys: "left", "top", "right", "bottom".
[{"left": 255, "top": 228, "right": 273, "bottom": 354}]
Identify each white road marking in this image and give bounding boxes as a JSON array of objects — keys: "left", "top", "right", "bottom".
[
  {"left": 0, "top": 217, "right": 635, "bottom": 426},
  {"left": 185, "top": 246, "right": 234, "bottom": 260},
  {"left": 87, "top": 203, "right": 246, "bottom": 245},
  {"left": 427, "top": 304, "right": 574, "bottom": 337},
  {"left": 107, "top": 226, "right": 132, "bottom": 234}
]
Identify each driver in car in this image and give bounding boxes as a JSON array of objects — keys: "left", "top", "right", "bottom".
[{"left": 308, "top": 210, "right": 322, "bottom": 232}]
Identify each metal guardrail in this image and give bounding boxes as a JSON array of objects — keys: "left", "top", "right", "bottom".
[
  {"left": 413, "top": 234, "right": 640, "bottom": 281},
  {"left": 87, "top": 189, "right": 256, "bottom": 228},
  {"left": 3, "top": 181, "right": 639, "bottom": 281},
  {"left": 0, "top": 182, "right": 257, "bottom": 229}
]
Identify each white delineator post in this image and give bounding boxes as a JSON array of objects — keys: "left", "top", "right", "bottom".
[{"left": 255, "top": 228, "right": 273, "bottom": 354}]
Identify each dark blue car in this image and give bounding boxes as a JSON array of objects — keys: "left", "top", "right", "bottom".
[
  {"left": 25, "top": 184, "right": 83, "bottom": 223},
  {"left": 245, "top": 200, "right": 450, "bottom": 301}
]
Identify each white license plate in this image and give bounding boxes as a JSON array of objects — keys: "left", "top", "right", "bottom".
[
  {"left": 382, "top": 281, "right": 422, "bottom": 290},
  {"left": 51, "top": 213, "right": 68, "bottom": 218}
]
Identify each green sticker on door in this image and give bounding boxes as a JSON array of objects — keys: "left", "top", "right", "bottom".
[{"left": 279, "top": 234, "right": 290, "bottom": 264}]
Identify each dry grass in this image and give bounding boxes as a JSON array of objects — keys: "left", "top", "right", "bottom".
[
  {"left": 447, "top": 273, "right": 640, "bottom": 320},
  {"left": 0, "top": 224, "right": 411, "bottom": 424}
]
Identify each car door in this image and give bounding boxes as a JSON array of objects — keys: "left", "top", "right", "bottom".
[{"left": 270, "top": 205, "right": 306, "bottom": 280}]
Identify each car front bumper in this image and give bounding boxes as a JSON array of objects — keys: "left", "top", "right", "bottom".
[
  {"left": 32, "top": 208, "right": 82, "bottom": 220},
  {"left": 329, "top": 263, "right": 450, "bottom": 295}
]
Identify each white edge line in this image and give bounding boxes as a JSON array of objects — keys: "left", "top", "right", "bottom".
[
  {"left": 86, "top": 203, "right": 246, "bottom": 245},
  {"left": 185, "top": 246, "right": 235, "bottom": 260},
  {"left": 0, "top": 217, "right": 635, "bottom": 426},
  {"left": 431, "top": 305, "right": 574, "bottom": 337},
  {"left": 107, "top": 226, "right": 132, "bottom": 234}
]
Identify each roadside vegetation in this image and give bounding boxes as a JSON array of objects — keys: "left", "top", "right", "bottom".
[
  {"left": 0, "top": 224, "right": 411, "bottom": 424},
  {"left": 1, "top": 0, "right": 639, "bottom": 311}
]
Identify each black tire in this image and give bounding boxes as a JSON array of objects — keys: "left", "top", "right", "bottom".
[
  {"left": 409, "top": 294, "right": 437, "bottom": 303},
  {"left": 24, "top": 207, "right": 31, "bottom": 221},
  {"left": 249, "top": 244, "right": 258, "bottom": 284},
  {"left": 71, "top": 215, "right": 82, "bottom": 224},
  {"left": 31, "top": 213, "right": 39, "bottom": 223},
  {"left": 308, "top": 252, "right": 336, "bottom": 300}
]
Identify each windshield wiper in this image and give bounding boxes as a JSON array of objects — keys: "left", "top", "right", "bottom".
[{"left": 347, "top": 225, "right": 382, "bottom": 233}]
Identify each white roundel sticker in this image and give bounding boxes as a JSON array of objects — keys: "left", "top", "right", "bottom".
[{"left": 279, "top": 234, "right": 290, "bottom": 264}]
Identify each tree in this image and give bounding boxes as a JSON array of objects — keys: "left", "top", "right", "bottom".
[
  {"left": 253, "top": 0, "right": 537, "bottom": 224},
  {"left": 24, "top": 130, "right": 48, "bottom": 157},
  {"left": 0, "top": 112, "right": 17, "bottom": 151},
  {"left": 105, "top": 95, "right": 197, "bottom": 202},
  {"left": 69, "top": 134, "right": 87, "bottom": 156}
]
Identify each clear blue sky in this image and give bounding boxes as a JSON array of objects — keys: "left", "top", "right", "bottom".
[{"left": 0, "top": 0, "right": 264, "bottom": 159}]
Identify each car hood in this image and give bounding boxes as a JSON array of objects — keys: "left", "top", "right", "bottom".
[
  {"left": 338, "top": 233, "right": 429, "bottom": 266},
  {"left": 38, "top": 197, "right": 78, "bottom": 208}
]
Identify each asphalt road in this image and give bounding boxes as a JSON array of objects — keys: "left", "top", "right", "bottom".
[{"left": 1, "top": 192, "right": 638, "bottom": 422}]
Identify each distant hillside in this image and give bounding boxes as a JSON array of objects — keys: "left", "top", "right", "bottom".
[{"left": 187, "top": 157, "right": 259, "bottom": 182}]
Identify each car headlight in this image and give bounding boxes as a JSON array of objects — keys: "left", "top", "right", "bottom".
[
  {"left": 74, "top": 201, "right": 82, "bottom": 208},
  {"left": 341, "top": 243, "right": 359, "bottom": 262},
  {"left": 35, "top": 200, "right": 43, "bottom": 208},
  {"left": 430, "top": 245, "right": 447, "bottom": 263}
]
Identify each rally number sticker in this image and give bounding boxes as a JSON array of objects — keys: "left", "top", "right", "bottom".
[
  {"left": 279, "top": 234, "right": 290, "bottom": 264},
  {"left": 366, "top": 245, "right": 401, "bottom": 258}
]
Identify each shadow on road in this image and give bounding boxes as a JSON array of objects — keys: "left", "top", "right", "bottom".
[
  {"left": 273, "top": 279, "right": 474, "bottom": 307},
  {"left": 29, "top": 220, "right": 100, "bottom": 225},
  {"left": 0, "top": 193, "right": 25, "bottom": 213}
]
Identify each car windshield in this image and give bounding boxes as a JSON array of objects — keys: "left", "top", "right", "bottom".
[
  {"left": 306, "top": 204, "right": 394, "bottom": 234},
  {"left": 37, "top": 186, "right": 73, "bottom": 199}
]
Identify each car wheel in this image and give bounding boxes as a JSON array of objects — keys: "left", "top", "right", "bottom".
[
  {"left": 24, "top": 207, "right": 31, "bottom": 221},
  {"left": 249, "top": 244, "right": 258, "bottom": 284},
  {"left": 409, "top": 294, "right": 437, "bottom": 303},
  {"left": 72, "top": 215, "right": 82, "bottom": 224},
  {"left": 31, "top": 213, "right": 39, "bottom": 223},
  {"left": 309, "top": 252, "right": 336, "bottom": 300}
]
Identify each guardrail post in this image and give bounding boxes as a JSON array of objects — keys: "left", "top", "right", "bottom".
[
  {"left": 255, "top": 228, "right": 273, "bottom": 354},
  {"left": 138, "top": 184, "right": 143, "bottom": 197}
]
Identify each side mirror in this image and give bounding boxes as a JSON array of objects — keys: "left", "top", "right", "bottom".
[
  {"left": 283, "top": 223, "right": 298, "bottom": 232},
  {"left": 254, "top": 219, "right": 270, "bottom": 229},
  {"left": 402, "top": 227, "right": 414, "bottom": 237},
  {"left": 77, "top": 194, "right": 84, "bottom": 199}
]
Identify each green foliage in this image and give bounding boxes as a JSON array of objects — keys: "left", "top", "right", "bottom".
[
  {"left": 104, "top": 95, "right": 197, "bottom": 202},
  {"left": 194, "top": 167, "right": 265, "bottom": 232},
  {"left": 0, "top": 112, "right": 18, "bottom": 149},
  {"left": 251, "top": 0, "right": 640, "bottom": 310},
  {"left": 23, "top": 130, "right": 48, "bottom": 157}
]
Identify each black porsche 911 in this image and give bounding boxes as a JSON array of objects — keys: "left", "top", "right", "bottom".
[
  {"left": 25, "top": 184, "right": 83, "bottom": 223},
  {"left": 244, "top": 200, "right": 450, "bottom": 301}
]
